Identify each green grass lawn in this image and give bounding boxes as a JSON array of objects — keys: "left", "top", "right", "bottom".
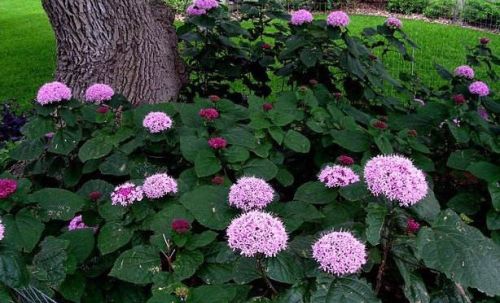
[{"left": 0, "top": 0, "right": 498, "bottom": 110}]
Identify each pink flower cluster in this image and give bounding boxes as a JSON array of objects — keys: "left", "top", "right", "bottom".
[
  {"left": 290, "top": 9, "right": 313, "bottom": 26},
  {"left": 84, "top": 83, "right": 114, "bottom": 103},
  {"left": 363, "top": 155, "right": 428, "bottom": 207},
  {"left": 68, "top": 215, "right": 90, "bottom": 231},
  {"left": 326, "top": 11, "right": 350, "bottom": 27},
  {"left": 208, "top": 137, "right": 227, "bottom": 149},
  {"left": 143, "top": 173, "right": 178, "bottom": 199},
  {"left": 312, "top": 231, "right": 367, "bottom": 276},
  {"left": 227, "top": 210, "right": 288, "bottom": 257},
  {"left": 111, "top": 182, "right": 144, "bottom": 206},
  {"left": 318, "top": 165, "right": 360, "bottom": 188},
  {"left": 0, "top": 179, "right": 17, "bottom": 199},
  {"left": 454, "top": 65, "right": 475, "bottom": 79},
  {"left": 143, "top": 112, "right": 173, "bottom": 133},
  {"left": 199, "top": 108, "right": 220, "bottom": 121},
  {"left": 36, "top": 81, "right": 72, "bottom": 105},
  {"left": 385, "top": 17, "right": 402, "bottom": 29},
  {"left": 193, "top": 0, "right": 218, "bottom": 10},
  {"left": 229, "top": 176, "right": 275, "bottom": 211},
  {"left": 186, "top": 5, "right": 207, "bottom": 16},
  {"left": 0, "top": 219, "right": 4, "bottom": 241},
  {"left": 468, "top": 81, "right": 490, "bottom": 97}
]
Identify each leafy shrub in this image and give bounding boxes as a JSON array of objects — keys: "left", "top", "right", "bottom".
[
  {"left": 423, "top": 0, "right": 456, "bottom": 19},
  {"left": 387, "top": 0, "right": 429, "bottom": 14},
  {"left": 0, "top": 3, "right": 500, "bottom": 303},
  {"left": 462, "top": 0, "right": 500, "bottom": 27}
]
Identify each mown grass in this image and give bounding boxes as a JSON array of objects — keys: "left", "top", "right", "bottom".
[{"left": 0, "top": 0, "right": 498, "bottom": 110}]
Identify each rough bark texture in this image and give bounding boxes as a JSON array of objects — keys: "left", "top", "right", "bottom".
[{"left": 42, "top": 0, "right": 186, "bottom": 104}]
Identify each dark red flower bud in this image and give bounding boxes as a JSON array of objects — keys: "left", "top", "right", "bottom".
[
  {"left": 262, "top": 103, "right": 273, "bottom": 111},
  {"left": 211, "top": 175, "right": 224, "bottom": 185},
  {"left": 337, "top": 155, "right": 354, "bottom": 166},
  {"left": 89, "top": 191, "right": 102, "bottom": 202},
  {"left": 172, "top": 218, "right": 191, "bottom": 234},
  {"left": 261, "top": 43, "right": 271, "bottom": 49},
  {"left": 406, "top": 218, "right": 420, "bottom": 234},
  {"left": 309, "top": 79, "right": 318, "bottom": 86},
  {"left": 209, "top": 95, "right": 220, "bottom": 102},
  {"left": 208, "top": 137, "right": 227, "bottom": 150},
  {"left": 333, "top": 92, "right": 342, "bottom": 100},
  {"left": 96, "top": 105, "right": 109, "bottom": 114},
  {"left": 199, "top": 108, "right": 220, "bottom": 121},
  {"left": 368, "top": 54, "right": 378, "bottom": 61},
  {"left": 452, "top": 94, "right": 466, "bottom": 105},
  {"left": 407, "top": 129, "right": 417, "bottom": 137},
  {"left": 480, "top": 37, "right": 490, "bottom": 45},
  {"left": 373, "top": 120, "right": 388, "bottom": 129}
]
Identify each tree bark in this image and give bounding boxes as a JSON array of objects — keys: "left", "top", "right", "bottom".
[{"left": 42, "top": 0, "right": 186, "bottom": 104}]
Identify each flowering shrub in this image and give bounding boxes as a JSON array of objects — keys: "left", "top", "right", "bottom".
[{"left": 0, "top": 4, "right": 499, "bottom": 303}]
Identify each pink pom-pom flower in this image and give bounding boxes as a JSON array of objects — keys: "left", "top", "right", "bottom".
[
  {"left": 318, "top": 165, "right": 360, "bottom": 188},
  {"left": 193, "top": 0, "right": 218, "bottom": 10},
  {"left": 312, "top": 231, "right": 367, "bottom": 276},
  {"left": 208, "top": 137, "right": 227, "bottom": 149},
  {"left": 0, "top": 219, "right": 4, "bottom": 241},
  {"left": 68, "top": 215, "right": 90, "bottom": 231},
  {"left": 36, "top": 81, "right": 72, "bottom": 105},
  {"left": 326, "top": 11, "right": 350, "bottom": 27},
  {"left": 454, "top": 65, "right": 475, "bottom": 79},
  {"left": 290, "top": 9, "right": 313, "bottom": 26},
  {"left": 143, "top": 173, "right": 178, "bottom": 199},
  {"left": 229, "top": 176, "right": 275, "bottom": 211},
  {"left": 199, "top": 108, "right": 220, "bottom": 121},
  {"left": 385, "top": 17, "right": 402, "bottom": 29},
  {"left": 363, "top": 155, "right": 428, "bottom": 207},
  {"left": 111, "top": 182, "right": 144, "bottom": 206},
  {"left": 468, "top": 81, "right": 490, "bottom": 97},
  {"left": 186, "top": 4, "right": 206, "bottom": 16},
  {"left": 84, "top": 84, "right": 114, "bottom": 103},
  {"left": 143, "top": 112, "right": 173, "bottom": 133},
  {"left": 0, "top": 179, "right": 17, "bottom": 199},
  {"left": 227, "top": 210, "right": 288, "bottom": 257}
]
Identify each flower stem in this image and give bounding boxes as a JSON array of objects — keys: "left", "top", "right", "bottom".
[
  {"left": 256, "top": 256, "right": 277, "bottom": 296},
  {"left": 375, "top": 211, "right": 394, "bottom": 294}
]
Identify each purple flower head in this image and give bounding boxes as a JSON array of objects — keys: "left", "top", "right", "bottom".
[
  {"left": 193, "top": 0, "right": 218, "bottom": 10},
  {"left": 454, "top": 65, "right": 475, "bottom": 79},
  {"left": 143, "top": 112, "right": 173, "bottom": 133},
  {"left": 318, "top": 165, "right": 360, "bottom": 188},
  {"left": 227, "top": 210, "right": 288, "bottom": 257},
  {"left": 0, "top": 219, "right": 4, "bottom": 241},
  {"left": 228, "top": 176, "right": 275, "bottom": 211},
  {"left": 68, "top": 215, "right": 89, "bottom": 231},
  {"left": 326, "top": 11, "right": 350, "bottom": 27},
  {"left": 363, "top": 155, "right": 428, "bottom": 207},
  {"left": 385, "top": 17, "right": 402, "bottom": 29},
  {"left": 312, "top": 231, "right": 367, "bottom": 276},
  {"left": 199, "top": 108, "right": 220, "bottom": 121},
  {"left": 469, "top": 81, "right": 490, "bottom": 97},
  {"left": 290, "top": 9, "right": 313, "bottom": 26},
  {"left": 208, "top": 137, "right": 227, "bottom": 149},
  {"left": 477, "top": 106, "right": 490, "bottom": 121},
  {"left": 186, "top": 4, "right": 206, "bottom": 16},
  {"left": 0, "top": 179, "right": 17, "bottom": 199},
  {"left": 84, "top": 84, "right": 114, "bottom": 103},
  {"left": 36, "top": 82, "right": 72, "bottom": 106},
  {"left": 111, "top": 182, "right": 144, "bottom": 206},
  {"left": 143, "top": 173, "right": 178, "bottom": 199}
]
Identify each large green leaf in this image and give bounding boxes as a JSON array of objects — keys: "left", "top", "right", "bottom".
[
  {"left": 365, "top": 203, "right": 387, "bottom": 245},
  {"left": 416, "top": 210, "right": 500, "bottom": 296},
  {"left": 59, "top": 229, "right": 95, "bottom": 263},
  {"left": 284, "top": 130, "right": 310, "bottom": 153},
  {"left": 59, "top": 273, "right": 86, "bottom": 303},
  {"left": 0, "top": 249, "right": 29, "bottom": 288},
  {"left": 331, "top": 130, "right": 371, "bottom": 152},
  {"left": 310, "top": 276, "right": 380, "bottom": 303},
  {"left": 48, "top": 127, "right": 82, "bottom": 155},
  {"left": 467, "top": 162, "right": 500, "bottom": 183},
  {"left": 3, "top": 209, "right": 44, "bottom": 253},
  {"left": 10, "top": 139, "right": 44, "bottom": 161},
  {"left": 490, "top": 182, "right": 500, "bottom": 211},
  {"left": 29, "top": 188, "right": 85, "bottom": 221},
  {"left": 294, "top": 182, "right": 337, "bottom": 204},
  {"left": 180, "top": 186, "right": 236, "bottom": 230},
  {"left": 32, "top": 237, "right": 69, "bottom": 288},
  {"left": 109, "top": 245, "right": 160, "bottom": 285},
  {"left": 78, "top": 137, "right": 114, "bottom": 162},
  {"left": 410, "top": 190, "right": 440, "bottom": 223},
  {"left": 195, "top": 150, "right": 221, "bottom": 177},
  {"left": 98, "top": 222, "right": 134, "bottom": 255},
  {"left": 266, "top": 252, "right": 304, "bottom": 284},
  {"left": 243, "top": 158, "right": 278, "bottom": 181},
  {"left": 172, "top": 250, "right": 204, "bottom": 280}
]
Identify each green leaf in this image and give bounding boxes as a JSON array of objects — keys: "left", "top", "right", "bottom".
[
  {"left": 185, "top": 231, "right": 218, "bottom": 250},
  {"left": 59, "top": 229, "right": 95, "bottom": 263},
  {"left": 98, "top": 222, "right": 134, "bottom": 255},
  {"left": 198, "top": 263, "right": 234, "bottom": 284},
  {"left": 374, "top": 135, "right": 393, "bottom": 154},
  {"left": 32, "top": 237, "right": 69, "bottom": 288},
  {"left": 195, "top": 150, "right": 222, "bottom": 177},
  {"left": 467, "top": 162, "right": 500, "bottom": 182},
  {"left": 294, "top": 182, "right": 337, "bottom": 204},
  {"left": 29, "top": 188, "right": 85, "bottom": 221},
  {"left": 59, "top": 273, "right": 85, "bottom": 303},
  {"left": 223, "top": 146, "right": 250, "bottom": 163},
  {"left": 268, "top": 126, "right": 285, "bottom": 144},
  {"left": 148, "top": 203, "right": 193, "bottom": 235},
  {"left": 331, "top": 130, "right": 371, "bottom": 152},
  {"left": 188, "top": 285, "right": 248, "bottom": 303},
  {"left": 180, "top": 186, "right": 236, "bottom": 230},
  {"left": 410, "top": 190, "right": 440, "bottom": 223},
  {"left": 339, "top": 182, "right": 369, "bottom": 202},
  {"left": 487, "top": 210, "right": 500, "bottom": 230},
  {"left": 180, "top": 136, "right": 210, "bottom": 162},
  {"left": 267, "top": 252, "right": 304, "bottom": 284},
  {"left": 109, "top": 245, "right": 160, "bottom": 285},
  {"left": 147, "top": 293, "right": 178, "bottom": 303},
  {"left": 446, "top": 149, "right": 483, "bottom": 171},
  {"left": 365, "top": 203, "right": 387, "bottom": 245},
  {"left": 3, "top": 209, "right": 44, "bottom": 253},
  {"left": 447, "top": 193, "right": 481, "bottom": 215},
  {"left": 489, "top": 182, "right": 500, "bottom": 211},
  {"left": 99, "top": 152, "right": 130, "bottom": 176},
  {"left": 78, "top": 137, "right": 114, "bottom": 162},
  {"left": 416, "top": 210, "right": 500, "bottom": 296},
  {"left": 276, "top": 168, "right": 294, "bottom": 187},
  {"left": 221, "top": 128, "right": 256, "bottom": 149},
  {"left": 0, "top": 249, "right": 29, "bottom": 288},
  {"left": 300, "top": 48, "right": 318, "bottom": 67},
  {"left": 48, "top": 127, "right": 82, "bottom": 155},
  {"left": 77, "top": 179, "right": 114, "bottom": 202},
  {"left": 10, "top": 139, "right": 44, "bottom": 161},
  {"left": 311, "top": 276, "right": 380, "bottom": 303},
  {"left": 284, "top": 130, "right": 310, "bottom": 153},
  {"left": 393, "top": 256, "right": 430, "bottom": 303},
  {"left": 172, "top": 250, "right": 204, "bottom": 280},
  {"left": 243, "top": 159, "right": 279, "bottom": 181},
  {"left": 268, "top": 201, "right": 323, "bottom": 232}
]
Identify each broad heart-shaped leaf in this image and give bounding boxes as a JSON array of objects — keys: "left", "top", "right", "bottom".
[
  {"left": 0, "top": 248, "right": 29, "bottom": 288},
  {"left": 467, "top": 161, "right": 500, "bottom": 183},
  {"left": 32, "top": 237, "right": 69, "bottom": 288},
  {"left": 3, "top": 209, "right": 44, "bottom": 253},
  {"left": 294, "top": 182, "right": 337, "bottom": 204},
  {"left": 188, "top": 285, "right": 250, "bottom": 303},
  {"left": 266, "top": 252, "right": 305, "bottom": 284},
  {"left": 243, "top": 158, "right": 279, "bottom": 181},
  {"left": 489, "top": 182, "right": 500, "bottom": 211},
  {"left": 409, "top": 190, "right": 440, "bottom": 223},
  {"left": 29, "top": 188, "right": 85, "bottom": 221},
  {"left": 59, "top": 273, "right": 85, "bottom": 303},
  {"left": 59, "top": 229, "right": 95, "bottom": 263},
  {"left": 365, "top": 203, "right": 387, "bottom": 245},
  {"left": 98, "top": 222, "right": 134, "bottom": 255},
  {"left": 48, "top": 127, "right": 82, "bottom": 155},
  {"left": 148, "top": 203, "right": 194, "bottom": 236},
  {"left": 394, "top": 256, "right": 430, "bottom": 303},
  {"left": 172, "top": 250, "right": 204, "bottom": 280},
  {"left": 284, "top": 130, "right": 310, "bottom": 153},
  {"left": 331, "top": 130, "right": 371, "bottom": 152},
  {"left": 109, "top": 245, "right": 160, "bottom": 285},
  {"left": 195, "top": 150, "right": 222, "bottom": 177},
  {"left": 180, "top": 186, "right": 236, "bottom": 230},
  {"left": 147, "top": 293, "right": 178, "bottom": 303},
  {"left": 10, "top": 139, "right": 44, "bottom": 161},
  {"left": 446, "top": 149, "right": 483, "bottom": 171},
  {"left": 416, "top": 210, "right": 500, "bottom": 296},
  {"left": 339, "top": 182, "right": 369, "bottom": 202},
  {"left": 310, "top": 275, "right": 380, "bottom": 303},
  {"left": 185, "top": 231, "right": 218, "bottom": 250},
  {"left": 77, "top": 179, "right": 114, "bottom": 202},
  {"left": 78, "top": 136, "right": 114, "bottom": 162}
]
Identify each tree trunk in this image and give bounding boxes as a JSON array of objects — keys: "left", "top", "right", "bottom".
[{"left": 42, "top": 0, "right": 186, "bottom": 104}]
